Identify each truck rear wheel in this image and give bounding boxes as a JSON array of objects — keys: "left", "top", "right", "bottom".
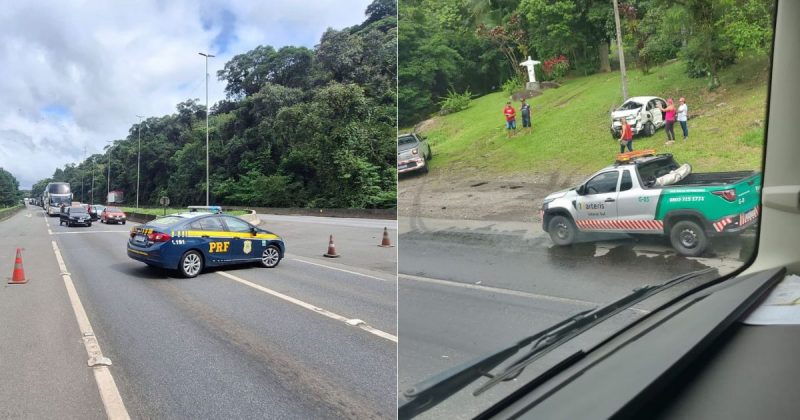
[
  {"left": 548, "top": 215, "right": 577, "bottom": 246},
  {"left": 669, "top": 220, "right": 707, "bottom": 257}
]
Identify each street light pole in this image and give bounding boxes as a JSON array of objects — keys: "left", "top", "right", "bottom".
[
  {"left": 199, "top": 52, "right": 215, "bottom": 206},
  {"left": 91, "top": 157, "right": 95, "bottom": 204},
  {"left": 106, "top": 141, "right": 113, "bottom": 204},
  {"left": 612, "top": 0, "right": 629, "bottom": 101},
  {"left": 136, "top": 115, "right": 145, "bottom": 209}
]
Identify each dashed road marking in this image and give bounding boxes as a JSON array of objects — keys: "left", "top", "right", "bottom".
[
  {"left": 217, "top": 271, "right": 398, "bottom": 342},
  {"left": 51, "top": 241, "right": 130, "bottom": 420},
  {"left": 399, "top": 273, "right": 650, "bottom": 315}
]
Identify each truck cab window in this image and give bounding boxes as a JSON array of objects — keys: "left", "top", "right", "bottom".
[
  {"left": 620, "top": 171, "right": 633, "bottom": 192},
  {"left": 585, "top": 172, "right": 619, "bottom": 195}
]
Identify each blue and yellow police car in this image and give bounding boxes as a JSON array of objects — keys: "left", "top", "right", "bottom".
[{"left": 127, "top": 212, "right": 285, "bottom": 278}]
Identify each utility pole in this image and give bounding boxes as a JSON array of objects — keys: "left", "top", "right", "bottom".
[
  {"left": 613, "top": 0, "right": 628, "bottom": 101},
  {"left": 106, "top": 141, "right": 113, "bottom": 204},
  {"left": 199, "top": 52, "right": 215, "bottom": 206},
  {"left": 136, "top": 115, "right": 145, "bottom": 209},
  {"left": 91, "top": 157, "right": 95, "bottom": 204},
  {"left": 81, "top": 145, "right": 86, "bottom": 203}
]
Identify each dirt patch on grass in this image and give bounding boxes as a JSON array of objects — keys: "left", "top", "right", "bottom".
[{"left": 398, "top": 169, "right": 585, "bottom": 222}]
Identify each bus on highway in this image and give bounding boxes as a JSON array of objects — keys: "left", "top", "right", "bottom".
[{"left": 44, "top": 182, "right": 72, "bottom": 216}]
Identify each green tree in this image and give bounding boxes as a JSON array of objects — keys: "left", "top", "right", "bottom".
[{"left": 0, "top": 168, "right": 21, "bottom": 207}]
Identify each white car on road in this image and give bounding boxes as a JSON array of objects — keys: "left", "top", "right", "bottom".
[{"left": 610, "top": 96, "right": 667, "bottom": 139}]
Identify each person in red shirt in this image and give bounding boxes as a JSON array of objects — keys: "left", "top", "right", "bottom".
[
  {"left": 503, "top": 101, "right": 516, "bottom": 138},
  {"left": 618, "top": 118, "right": 633, "bottom": 153}
]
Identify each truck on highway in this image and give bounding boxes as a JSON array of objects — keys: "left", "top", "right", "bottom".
[
  {"left": 107, "top": 190, "right": 124, "bottom": 204},
  {"left": 43, "top": 182, "right": 72, "bottom": 216},
  {"left": 540, "top": 150, "right": 761, "bottom": 256}
]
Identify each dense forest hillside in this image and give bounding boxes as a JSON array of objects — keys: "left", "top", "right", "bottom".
[{"left": 34, "top": 0, "right": 397, "bottom": 209}]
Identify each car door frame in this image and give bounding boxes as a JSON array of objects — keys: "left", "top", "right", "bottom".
[
  {"left": 575, "top": 170, "right": 621, "bottom": 231},
  {"left": 219, "top": 216, "right": 261, "bottom": 262}
]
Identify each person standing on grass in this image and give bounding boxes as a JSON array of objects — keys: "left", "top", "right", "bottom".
[
  {"left": 520, "top": 99, "right": 532, "bottom": 134},
  {"left": 658, "top": 98, "right": 677, "bottom": 144},
  {"left": 503, "top": 101, "right": 517, "bottom": 138},
  {"left": 677, "top": 97, "right": 689, "bottom": 140},
  {"left": 618, "top": 118, "right": 633, "bottom": 153}
]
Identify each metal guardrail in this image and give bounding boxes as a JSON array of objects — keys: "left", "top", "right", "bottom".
[{"left": 125, "top": 212, "right": 158, "bottom": 224}]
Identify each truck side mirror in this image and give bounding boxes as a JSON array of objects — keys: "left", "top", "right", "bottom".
[{"left": 577, "top": 185, "right": 585, "bottom": 195}]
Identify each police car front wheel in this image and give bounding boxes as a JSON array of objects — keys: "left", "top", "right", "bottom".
[
  {"left": 260, "top": 245, "right": 281, "bottom": 268},
  {"left": 179, "top": 250, "right": 204, "bottom": 278}
]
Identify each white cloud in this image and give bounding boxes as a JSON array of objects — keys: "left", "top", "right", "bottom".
[{"left": 0, "top": 0, "right": 373, "bottom": 188}]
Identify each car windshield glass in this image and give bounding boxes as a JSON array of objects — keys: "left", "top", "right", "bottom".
[
  {"left": 398, "top": 135, "right": 418, "bottom": 151},
  {"left": 106, "top": 207, "right": 121, "bottom": 212},
  {"left": 190, "top": 217, "right": 225, "bottom": 231},
  {"left": 48, "top": 183, "right": 70, "bottom": 194},
  {"left": 617, "top": 100, "right": 644, "bottom": 111},
  {"left": 397, "top": 0, "right": 773, "bottom": 417},
  {"left": 70, "top": 208, "right": 87, "bottom": 214},
  {"left": 148, "top": 216, "right": 184, "bottom": 227}
]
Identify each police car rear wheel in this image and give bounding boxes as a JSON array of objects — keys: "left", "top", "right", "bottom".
[
  {"left": 670, "top": 220, "right": 707, "bottom": 257},
  {"left": 548, "top": 215, "right": 576, "bottom": 246},
  {"left": 179, "top": 250, "right": 203, "bottom": 278},
  {"left": 260, "top": 245, "right": 281, "bottom": 268}
]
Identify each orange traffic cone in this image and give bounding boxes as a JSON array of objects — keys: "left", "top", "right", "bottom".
[
  {"left": 9, "top": 248, "right": 27, "bottom": 284},
  {"left": 323, "top": 235, "right": 340, "bottom": 258},
  {"left": 378, "top": 227, "right": 393, "bottom": 248}
]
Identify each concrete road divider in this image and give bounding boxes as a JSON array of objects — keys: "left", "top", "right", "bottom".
[{"left": 240, "top": 209, "right": 261, "bottom": 226}]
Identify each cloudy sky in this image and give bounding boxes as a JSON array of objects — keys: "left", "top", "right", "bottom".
[{"left": 0, "top": 0, "right": 373, "bottom": 189}]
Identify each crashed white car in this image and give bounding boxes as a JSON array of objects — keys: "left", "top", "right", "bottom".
[{"left": 610, "top": 96, "right": 667, "bottom": 139}]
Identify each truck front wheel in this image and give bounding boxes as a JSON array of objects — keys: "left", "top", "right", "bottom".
[
  {"left": 548, "top": 215, "right": 577, "bottom": 246},
  {"left": 669, "top": 220, "right": 708, "bottom": 257}
]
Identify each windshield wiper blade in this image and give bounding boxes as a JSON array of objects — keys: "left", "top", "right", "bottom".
[
  {"left": 472, "top": 267, "right": 717, "bottom": 396},
  {"left": 398, "top": 267, "right": 716, "bottom": 419},
  {"left": 399, "top": 308, "right": 595, "bottom": 419}
]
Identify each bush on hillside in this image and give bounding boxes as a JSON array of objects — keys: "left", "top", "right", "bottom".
[
  {"left": 502, "top": 77, "right": 523, "bottom": 97},
  {"left": 439, "top": 88, "right": 472, "bottom": 115}
]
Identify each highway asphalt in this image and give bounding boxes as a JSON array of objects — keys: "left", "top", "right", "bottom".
[
  {"left": 1, "top": 205, "right": 397, "bottom": 419},
  {"left": 398, "top": 216, "right": 754, "bottom": 418}
]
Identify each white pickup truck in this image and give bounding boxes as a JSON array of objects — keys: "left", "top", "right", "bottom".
[{"left": 540, "top": 150, "right": 761, "bottom": 256}]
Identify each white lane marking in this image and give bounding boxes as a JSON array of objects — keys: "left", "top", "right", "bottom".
[
  {"left": 217, "top": 271, "right": 398, "bottom": 342},
  {"left": 51, "top": 230, "right": 130, "bottom": 235},
  {"left": 48, "top": 229, "right": 53, "bottom": 235},
  {"left": 287, "top": 256, "right": 394, "bottom": 282},
  {"left": 51, "top": 241, "right": 130, "bottom": 419},
  {"left": 400, "top": 273, "right": 650, "bottom": 315}
]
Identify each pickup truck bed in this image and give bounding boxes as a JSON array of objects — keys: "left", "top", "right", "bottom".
[{"left": 670, "top": 171, "right": 757, "bottom": 187}]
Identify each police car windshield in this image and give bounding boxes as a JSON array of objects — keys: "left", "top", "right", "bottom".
[{"left": 149, "top": 216, "right": 185, "bottom": 227}]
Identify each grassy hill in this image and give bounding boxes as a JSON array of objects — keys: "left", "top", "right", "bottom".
[{"left": 413, "top": 56, "right": 769, "bottom": 177}]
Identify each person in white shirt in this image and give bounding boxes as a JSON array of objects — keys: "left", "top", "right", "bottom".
[{"left": 677, "top": 97, "right": 688, "bottom": 140}]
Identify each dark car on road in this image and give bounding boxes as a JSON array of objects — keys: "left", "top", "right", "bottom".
[
  {"left": 80, "top": 203, "right": 99, "bottom": 221},
  {"left": 60, "top": 206, "right": 92, "bottom": 227},
  {"left": 127, "top": 212, "right": 285, "bottom": 278}
]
